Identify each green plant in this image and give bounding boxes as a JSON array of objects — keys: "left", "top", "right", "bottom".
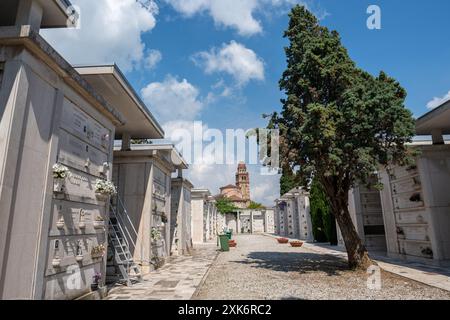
[
  {"left": 268, "top": 6, "right": 415, "bottom": 269},
  {"left": 215, "top": 196, "right": 238, "bottom": 215}
]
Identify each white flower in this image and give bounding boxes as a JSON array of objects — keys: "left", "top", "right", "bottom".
[
  {"left": 53, "top": 164, "right": 71, "bottom": 179},
  {"left": 95, "top": 179, "right": 117, "bottom": 196}
]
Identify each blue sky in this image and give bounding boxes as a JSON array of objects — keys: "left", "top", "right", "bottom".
[{"left": 42, "top": 0, "right": 450, "bottom": 205}]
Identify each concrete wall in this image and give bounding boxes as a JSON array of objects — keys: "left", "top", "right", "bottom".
[
  {"left": 274, "top": 189, "right": 313, "bottom": 241},
  {"left": 112, "top": 153, "right": 174, "bottom": 274},
  {"left": 170, "top": 178, "right": 193, "bottom": 255},
  {"left": 379, "top": 145, "right": 450, "bottom": 265},
  {"left": 0, "top": 46, "right": 115, "bottom": 299}
]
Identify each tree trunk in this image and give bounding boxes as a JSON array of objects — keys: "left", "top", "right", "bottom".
[{"left": 334, "top": 204, "right": 373, "bottom": 270}]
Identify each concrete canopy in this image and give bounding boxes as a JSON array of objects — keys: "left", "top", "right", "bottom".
[
  {"left": 416, "top": 100, "right": 450, "bottom": 135},
  {"left": 114, "top": 143, "right": 188, "bottom": 170},
  {"left": 0, "top": 0, "right": 75, "bottom": 28},
  {"left": 76, "top": 65, "right": 164, "bottom": 140}
]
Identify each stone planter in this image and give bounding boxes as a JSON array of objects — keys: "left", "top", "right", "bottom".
[
  {"left": 90, "top": 283, "right": 99, "bottom": 291},
  {"left": 95, "top": 193, "right": 109, "bottom": 202},
  {"left": 290, "top": 241, "right": 304, "bottom": 248},
  {"left": 277, "top": 238, "right": 289, "bottom": 244}
]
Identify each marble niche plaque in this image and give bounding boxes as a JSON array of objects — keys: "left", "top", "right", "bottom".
[
  {"left": 60, "top": 98, "right": 111, "bottom": 153},
  {"left": 50, "top": 200, "right": 106, "bottom": 235},
  {"left": 45, "top": 234, "right": 106, "bottom": 276},
  {"left": 58, "top": 130, "right": 109, "bottom": 178},
  {"left": 55, "top": 169, "right": 108, "bottom": 204}
]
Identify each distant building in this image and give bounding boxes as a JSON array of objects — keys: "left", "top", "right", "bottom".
[{"left": 219, "top": 162, "right": 251, "bottom": 208}]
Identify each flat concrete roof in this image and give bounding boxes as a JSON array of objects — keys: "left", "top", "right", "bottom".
[
  {"left": 113, "top": 143, "right": 188, "bottom": 169},
  {"left": 416, "top": 100, "right": 450, "bottom": 135},
  {"left": 76, "top": 65, "right": 164, "bottom": 140},
  {"left": 0, "top": 0, "right": 76, "bottom": 28}
]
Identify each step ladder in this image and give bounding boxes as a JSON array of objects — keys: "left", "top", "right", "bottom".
[{"left": 107, "top": 198, "right": 142, "bottom": 286}]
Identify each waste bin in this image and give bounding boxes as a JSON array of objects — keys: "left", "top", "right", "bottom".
[
  {"left": 219, "top": 234, "right": 230, "bottom": 252},
  {"left": 226, "top": 229, "right": 233, "bottom": 240}
]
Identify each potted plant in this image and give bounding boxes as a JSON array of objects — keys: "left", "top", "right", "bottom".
[
  {"left": 151, "top": 227, "right": 162, "bottom": 244},
  {"left": 93, "top": 216, "right": 105, "bottom": 229},
  {"left": 91, "top": 272, "right": 102, "bottom": 291},
  {"left": 290, "top": 241, "right": 304, "bottom": 248},
  {"left": 277, "top": 237, "right": 289, "bottom": 244},
  {"left": 53, "top": 164, "right": 70, "bottom": 193},
  {"left": 91, "top": 244, "right": 106, "bottom": 259},
  {"left": 95, "top": 179, "right": 117, "bottom": 200}
]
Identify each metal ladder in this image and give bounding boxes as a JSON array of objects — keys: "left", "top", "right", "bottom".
[{"left": 108, "top": 197, "right": 142, "bottom": 286}]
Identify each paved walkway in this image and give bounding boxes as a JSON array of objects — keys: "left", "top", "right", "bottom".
[
  {"left": 106, "top": 244, "right": 218, "bottom": 300},
  {"left": 305, "top": 242, "right": 450, "bottom": 292},
  {"left": 265, "top": 233, "right": 450, "bottom": 292},
  {"left": 195, "top": 234, "right": 450, "bottom": 300}
]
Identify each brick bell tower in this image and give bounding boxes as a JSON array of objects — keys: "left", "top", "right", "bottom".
[{"left": 236, "top": 162, "right": 250, "bottom": 202}]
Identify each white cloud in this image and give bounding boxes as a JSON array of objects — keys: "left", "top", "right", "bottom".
[
  {"left": 165, "top": 0, "right": 309, "bottom": 36},
  {"left": 145, "top": 49, "right": 162, "bottom": 69},
  {"left": 427, "top": 90, "right": 450, "bottom": 109},
  {"left": 193, "top": 41, "right": 264, "bottom": 86},
  {"left": 41, "top": 0, "right": 158, "bottom": 72},
  {"left": 141, "top": 75, "right": 204, "bottom": 123}
]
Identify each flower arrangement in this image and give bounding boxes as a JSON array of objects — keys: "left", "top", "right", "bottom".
[
  {"left": 151, "top": 227, "right": 162, "bottom": 242},
  {"left": 94, "top": 179, "right": 117, "bottom": 196},
  {"left": 53, "top": 164, "right": 71, "bottom": 179},
  {"left": 91, "top": 244, "right": 106, "bottom": 259}
]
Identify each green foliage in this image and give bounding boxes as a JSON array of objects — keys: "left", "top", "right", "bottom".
[
  {"left": 280, "top": 166, "right": 301, "bottom": 195},
  {"left": 270, "top": 5, "right": 415, "bottom": 197},
  {"left": 310, "top": 179, "right": 338, "bottom": 244},
  {"left": 215, "top": 196, "right": 238, "bottom": 215},
  {"left": 269, "top": 6, "right": 416, "bottom": 267},
  {"left": 248, "top": 201, "right": 265, "bottom": 210}
]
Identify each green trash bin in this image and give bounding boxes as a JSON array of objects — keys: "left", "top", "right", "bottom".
[
  {"left": 219, "top": 234, "right": 230, "bottom": 252},
  {"left": 226, "top": 231, "right": 232, "bottom": 240}
]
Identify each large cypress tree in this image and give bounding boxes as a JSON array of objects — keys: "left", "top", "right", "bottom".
[{"left": 270, "top": 6, "right": 415, "bottom": 269}]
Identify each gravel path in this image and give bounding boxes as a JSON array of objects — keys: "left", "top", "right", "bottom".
[{"left": 195, "top": 234, "right": 450, "bottom": 300}]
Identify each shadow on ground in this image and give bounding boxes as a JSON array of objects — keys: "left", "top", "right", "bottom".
[{"left": 231, "top": 252, "right": 349, "bottom": 276}]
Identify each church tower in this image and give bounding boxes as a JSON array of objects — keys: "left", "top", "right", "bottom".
[{"left": 236, "top": 162, "right": 250, "bottom": 201}]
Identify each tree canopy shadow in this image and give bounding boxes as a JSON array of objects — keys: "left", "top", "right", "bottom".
[{"left": 231, "top": 252, "right": 349, "bottom": 276}]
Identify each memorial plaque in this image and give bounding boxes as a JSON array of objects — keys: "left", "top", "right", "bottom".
[
  {"left": 400, "top": 225, "right": 430, "bottom": 242},
  {"left": 398, "top": 239, "right": 433, "bottom": 259},
  {"left": 60, "top": 99, "right": 111, "bottom": 152},
  {"left": 389, "top": 165, "right": 419, "bottom": 181},
  {"left": 362, "top": 213, "right": 384, "bottom": 226},
  {"left": 58, "top": 130, "right": 109, "bottom": 177},
  {"left": 391, "top": 176, "right": 422, "bottom": 195},
  {"left": 50, "top": 200, "right": 106, "bottom": 235},
  {"left": 395, "top": 210, "right": 429, "bottom": 224},
  {"left": 392, "top": 192, "right": 425, "bottom": 210},
  {"left": 360, "top": 192, "right": 382, "bottom": 204},
  {"left": 59, "top": 168, "right": 107, "bottom": 203},
  {"left": 45, "top": 235, "right": 106, "bottom": 276},
  {"left": 153, "top": 166, "right": 167, "bottom": 187}
]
